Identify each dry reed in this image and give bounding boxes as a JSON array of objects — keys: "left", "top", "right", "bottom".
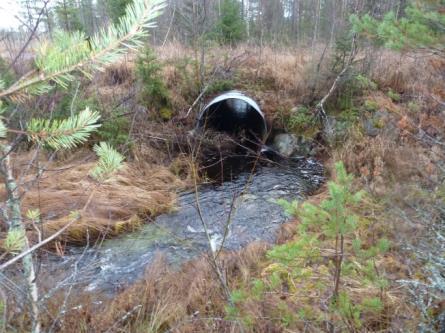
[{"left": 0, "top": 151, "right": 185, "bottom": 246}]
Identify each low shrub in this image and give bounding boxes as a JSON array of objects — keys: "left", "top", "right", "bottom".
[
  {"left": 227, "top": 162, "right": 391, "bottom": 331},
  {"left": 136, "top": 47, "right": 172, "bottom": 118},
  {"left": 207, "top": 79, "right": 235, "bottom": 95},
  {"left": 96, "top": 115, "right": 131, "bottom": 149},
  {"left": 277, "top": 105, "right": 319, "bottom": 137},
  {"left": 387, "top": 89, "right": 401, "bottom": 102}
]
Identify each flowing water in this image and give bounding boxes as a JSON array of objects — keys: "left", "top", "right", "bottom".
[{"left": 40, "top": 157, "right": 324, "bottom": 295}]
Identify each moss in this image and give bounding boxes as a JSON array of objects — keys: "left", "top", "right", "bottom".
[
  {"left": 339, "top": 107, "right": 360, "bottom": 123},
  {"left": 387, "top": 89, "right": 401, "bottom": 102},
  {"left": 355, "top": 74, "right": 378, "bottom": 91},
  {"left": 364, "top": 99, "right": 379, "bottom": 112},
  {"left": 159, "top": 107, "right": 173, "bottom": 121},
  {"left": 372, "top": 118, "right": 385, "bottom": 129},
  {"left": 278, "top": 106, "right": 319, "bottom": 137},
  {"left": 407, "top": 101, "right": 421, "bottom": 113}
]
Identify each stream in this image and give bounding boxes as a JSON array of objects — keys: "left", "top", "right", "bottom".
[{"left": 40, "top": 157, "right": 324, "bottom": 295}]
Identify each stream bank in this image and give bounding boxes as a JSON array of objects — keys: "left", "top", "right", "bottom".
[{"left": 43, "top": 157, "right": 324, "bottom": 295}]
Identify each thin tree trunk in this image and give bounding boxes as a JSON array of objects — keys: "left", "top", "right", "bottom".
[
  {"left": 0, "top": 145, "right": 40, "bottom": 333},
  {"left": 329, "top": 1, "right": 337, "bottom": 48},
  {"left": 291, "top": 0, "right": 297, "bottom": 44},
  {"left": 312, "top": 0, "right": 321, "bottom": 51},
  {"left": 298, "top": 0, "right": 303, "bottom": 45},
  {"left": 333, "top": 234, "right": 344, "bottom": 300},
  {"left": 245, "top": 0, "right": 250, "bottom": 39}
]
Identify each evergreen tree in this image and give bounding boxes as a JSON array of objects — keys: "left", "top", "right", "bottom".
[
  {"left": 104, "top": 0, "right": 133, "bottom": 24},
  {"left": 79, "top": 0, "right": 97, "bottom": 34},
  {"left": 55, "top": 0, "right": 84, "bottom": 32},
  {"left": 351, "top": 0, "right": 445, "bottom": 55},
  {"left": 135, "top": 47, "right": 171, "bottom": 117},
  {"left": 214, "top": 0, "right": 246, "bottom": 44},
  {"left": 227, "top": 162, "right": 390, "bottom": 331}
]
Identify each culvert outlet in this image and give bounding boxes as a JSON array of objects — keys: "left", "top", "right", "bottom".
[{"left": 197, "top": 91, "right": 267, "bottom": 142}]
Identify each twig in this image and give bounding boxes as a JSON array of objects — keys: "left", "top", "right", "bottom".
[
  {"left": 0, "top": 286, "right": 7, "bottom": 332},
  {"left": 104, "top": 305, "right": 142, "bottom": 333},
  {"left": 162, "top": 4, "right": 176, "bottom": 47},
  {"left": 430, "top": 94, "right": 445, "bottom": 107},
  {"left": 0, "top": 215, "right": 80, "bottom": 272},
  {"left": 8, "top": 0, "right": 50, "bottom": 72},
  {"left": 0, "top": 144, "right": 41, "bottom": 333},
  {"left": 0, "top": 187, "right": 96, "bottom": 272},
  {"left": 183, "top": 84, "right": 210, "bottom": 119},
  {"left": 70, "top": 81, "right": 81, "bottom": 117},
  {"left": 191, "top": 164, "right": 231, "bottom": 300},
  {"left": 315, "top": 34, "right": 357, "bottom": 131}
]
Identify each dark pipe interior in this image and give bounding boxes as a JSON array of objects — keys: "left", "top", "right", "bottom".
[
  {"left": 197, "top": 98, "right": 267, "bottom": 142},
  {"left": 196, "top": 93, "right": 268, "bottom": 181}
]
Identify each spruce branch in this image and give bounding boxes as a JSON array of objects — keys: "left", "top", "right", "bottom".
[{"left": 27, "top": 107, "right": 101, "bottom": 150}]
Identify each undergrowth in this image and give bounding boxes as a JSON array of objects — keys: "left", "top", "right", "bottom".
[
  {"left": 96, "top": 114, "right": 131, "bottom": 149},
  {"left": 226, "top": 162, "right": 391, "bottom": 332},
  {"left": 2, "top": 43, "right": 444, "bottom": 332},
  {"left": 136, "top": 47, "right": 172, "bottom": 120}
]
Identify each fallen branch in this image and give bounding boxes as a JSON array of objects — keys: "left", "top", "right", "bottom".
[
  {"left": 183, "top": 84, "right": 209, "bottom": 119},
  {"left": 315, "top": 34, "right": 357, "bottom": 131}
]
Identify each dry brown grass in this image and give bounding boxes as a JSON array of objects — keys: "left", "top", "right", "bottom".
[
  {"left": 100, "top": 57, "right": 136, "bottom": 86},
  {"left": 152, "top": 43, "right": 325, "bottom": 121},
  {"left": 333, "top": 51, "right": 445, "bottom": 193},
  {"left": 242, "top": 46, "right": 312, "bottom": 91},
  {"left": 39, "top": 193, "right": 420, "bottom": 333},
  {"left": 0, "top": 150, "right": 185, "bottom": 247},
  {"left": 334, "top": 127, "right": 442, "bottom": 197},
  {"left": 88, "top": 42, "right": 329, "bottom": 127},
  {"left": 4, "top": 44, "right": 444, "bottom": 332},
  {"left": 370, "top": 51, "right": 445, "bottom": 100},
  {"left": 40, "top": 242, "right": 269, "bottom": 333}
]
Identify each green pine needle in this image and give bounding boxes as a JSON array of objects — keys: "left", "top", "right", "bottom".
[
  {"left": 36, "top": 0, "right": 166, "bottom": 87},
  {"left": 27, "top": 107, "right": 101, "bottom": 150},
  {"left": 0, "top": 0, "right": 166, "bottom": 99},
  {"left": 90, "top": 142, "right": 124, "bottom": 181},
  {"left": 4, "top": 229, "right": 26, "bottom": 254}
]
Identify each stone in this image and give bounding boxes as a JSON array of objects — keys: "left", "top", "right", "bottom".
[
  {"left": 272, "top": 133, "right": 299, "bottom": 157},
  {"left": 364, "top": 119, "right": 380, "bottom": 137},
  {"left": 363, "top": 110, "right": 393, "bottom": 138}
]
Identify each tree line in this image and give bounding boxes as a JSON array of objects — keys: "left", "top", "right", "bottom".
[{"left": 12, "top": 0, "right": 419, "bottom": 47}]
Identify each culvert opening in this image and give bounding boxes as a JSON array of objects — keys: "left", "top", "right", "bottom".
[
  {"left": 194, "top": 91, "right": 269, "bottom": 182},
  {"left": 197, "top": 91, "right": 267, "bottom": 144}
]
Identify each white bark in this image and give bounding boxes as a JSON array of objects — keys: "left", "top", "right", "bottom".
[{"left": 0, "top": 145, "right": 40, "bottom": 333}]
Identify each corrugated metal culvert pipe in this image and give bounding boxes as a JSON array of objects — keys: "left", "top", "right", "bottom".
[{"left": 196, "top": 91, "right": 267, "bottom": 142}]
